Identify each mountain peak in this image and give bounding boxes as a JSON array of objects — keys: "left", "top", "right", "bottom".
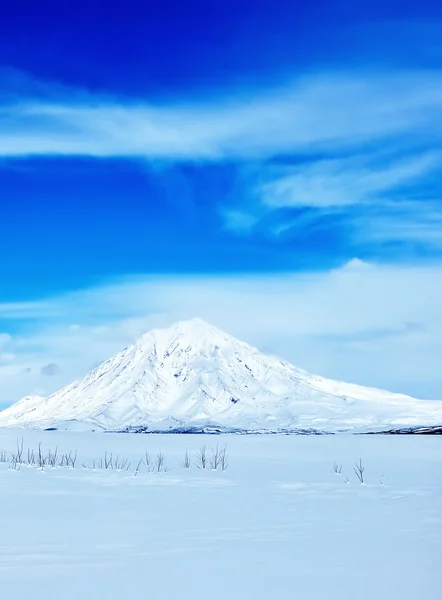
[
  {"left": 137, "top": 318, "right": 239, "bottom": 356},
  {"left": 1, "top": 319, "right": 442, "bottom": 432},
  {"left": 154, "top": 317, "right": 223, "bottom": 338}
]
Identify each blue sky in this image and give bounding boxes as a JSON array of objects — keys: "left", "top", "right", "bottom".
[{"left": 1, "top": 0, "right": 442, "bottom": 404}]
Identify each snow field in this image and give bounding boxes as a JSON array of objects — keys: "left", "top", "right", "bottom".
[{"left": 0, "top": 430, "right": 440, "bottom": 599}]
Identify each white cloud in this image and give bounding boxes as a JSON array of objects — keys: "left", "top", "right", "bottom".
[
  {"left": 1, "top": 70, "right": 442, "bottom": 160},
  {"left": 258, "top": 153, "right": 441, "bottom": 209},
  {"left": 1, "top": 263, "right": 442, "bottom": 404},
  {"left": 222, "top": 151, "right": 442, "bottom": 249},
  {"left": 354, "top": 199, "right": 442, "bottom": 247},
  {"left": 219, "top": 209, "right": 260, "bottom": 233},
  {"left": 0, "top": 333, "right": 12, "bottom": 349},
  {"left": 3, "top": 68, "right": 442, "bottom": 252},
  {"left": 0, "top": 352, "right": 15, "bottom": 364},
  {"left": 0, "top": 301, "right": 57, "bottom": 320}
]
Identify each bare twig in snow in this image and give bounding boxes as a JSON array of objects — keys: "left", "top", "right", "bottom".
[
  {"left": 16, "top": 438, "right": 24, "bottom": 463},
  {"left": 354, "top": 458, "right": 365, "bottom": 483},
  {"left": 38, "top": 442, "right": 45, "bottom": 469},
  {"left": 195, "top": 445, "right": 207, "bottom": 469},
  {"left": 155, "top": 452, "right": 167, "bottom": 472},
  {"left": 144, "top": 451, "right": 151, "bottom": 470},
  {"left": 134, "top": 459, "right": 143, "bottom": 477},
  {"left": 209, "top": 444, "right": 228, "bottom": 470},
  {"left": 333, "top": 461, "right": 343, "bottom": 475},
  {"left": 220, "top": 445, "right": 228, "bottom": 471},
  {"left": 180, "top": 449, "right": 191, "bottom": 469}
]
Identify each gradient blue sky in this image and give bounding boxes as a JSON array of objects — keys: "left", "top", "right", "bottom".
[{"left": 1, "top": 0, "right": 442, "bottom": 404}]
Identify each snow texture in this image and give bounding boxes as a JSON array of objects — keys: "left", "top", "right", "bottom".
[
  {"left": 0, "top": 430, "right": 440, "bottom": 600},
  {"left": 1, "top": 318, "right": 441, "bottom": 432}
]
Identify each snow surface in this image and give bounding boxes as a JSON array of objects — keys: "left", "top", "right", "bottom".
[
  {"left": 1, "top": 318, "right": 441, "bottom": 432},
  {"left": 0, "top": 430, "right": 440, "bottom": 599}
]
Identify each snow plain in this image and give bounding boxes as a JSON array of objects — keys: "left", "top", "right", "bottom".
[{"left": 0, "top": 430, "right": 440, "bottom": 600}]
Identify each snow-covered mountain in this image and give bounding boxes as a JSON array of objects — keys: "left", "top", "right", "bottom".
[{"left": 1, "top": 318, "right": 441, "bottom": 432}]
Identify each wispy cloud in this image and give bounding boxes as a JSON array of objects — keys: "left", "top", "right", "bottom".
[
  {"left": 1, "top": 69, "right": 442, "bottom": 160},
  {"left": 227, "top": 150, "right": 442, "bottom": 251},
  {"left": 349, "top": 199, "right": 442, "bottom": 249},
  {"left": 0, "top": 301, "right": 58, "bottom": 320},
  {"left": 258, "top": 153, "right": 441, "bottom": 210},
  {"left": 2, "top": 68, "right": 442, "bottom": 255}
]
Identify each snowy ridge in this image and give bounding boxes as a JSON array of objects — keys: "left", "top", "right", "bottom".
[{"left": 0, "top": 318, "right": 441, "bottom": 432}]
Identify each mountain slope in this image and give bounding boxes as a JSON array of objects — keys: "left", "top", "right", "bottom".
[{"left": 1, "top": 318, "right": 441, "bottom": 432}]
